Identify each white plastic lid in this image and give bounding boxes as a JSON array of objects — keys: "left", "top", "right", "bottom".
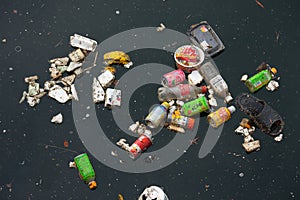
[
  {"left": 225, "top": 95, "right": 233, "bottom": 103},
  {"left": 228, "top": 106, "right": 236, "bottom": 114}
]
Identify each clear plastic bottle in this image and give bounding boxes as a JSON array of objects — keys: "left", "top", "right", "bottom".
[
  {"left": 157, "top": 84, "right": 207, "bottom": 102},
  {"left": 207, "top": 106, "right": 236, "bottom": 128},
  {"left": 198, "top": 61, "right": 233, "bottom": 102},
  {"left": 145, "top": 102, "right": 170, "bottom": 128}
]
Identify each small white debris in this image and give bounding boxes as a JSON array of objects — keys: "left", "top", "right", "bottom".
[
  {"left": 70, "top": 84, "right": 79, "bottom": 101},
  {"left": 8, "top": 67, "right": 13, "bottom": 71},
  {"left": 137, "top": 124, "right": 147, "bottom": 135},
  {"left": 115, "top": 10, "right": 120, "bottom": 15},
  {"left": 111, "top": 150, "right": 118, "bottom": 157},
  {"left": 156, "top": 23, "right": 166, "bottom": 32},
  {"left": 105, "top": 88, "right": 121, "bottom": 107},
  {"left": 239, "top": 172, "right": 244, "bottom": 177},
  {"left": 274, "top": 134, "right": 283, "bottom": 142},
  {"left": 70, "top": 34, "right": 97, "bottom": 52},
  {"left": 116, "top": 138, "right": 131, "bottom": 152},
  {"left": 69, "top": 161, "right": 76, "bottom": 168},
  {"left": 129, "top": 121, "right": 140, "bottom": 133},
  {"left": 27, "top": 96, "right": 40, "bottom": 107},
  {"left": 188, "top": 70, "right": 203, "bottom": 86},
  {"left": 175, "top": 100, "right": 184, "bottom": 107},
  {"left": 123, "top": 61, "right": 133, "bottom": 69},
  {"left": 67, "top": 62, "right": 82, "bottom": 72},
  {"left": 19, "top": 91, "right": 28, "bottom": 104},
  {"left": 98, "top": 70, "right": 115, "bottom": 88},
  {"left": 208, "top": 89, "right": 214, "bottom": 95},
  {"left": 242, "top": 140, "right": 260, "bottom": 153},
  {"left": 48, "top": 85, "right": 70, "bottom": 103},
  {"left": 92, "top": 78, "right": 105, "bottom": 103},
  {"left": 240, "top": 74, "right": 248, "bottom": 82},
  {"left": 225, "top": 95, "right": 233, "bottom": 103},
  {"left": 51, "top": 113, "right": 63, "bottom": 124},
  {"left": 208, "top": 97, "right": 218, "bottom": 107},
  {"left": 266, "top": 80, "right": 279, "bottom": 91}
]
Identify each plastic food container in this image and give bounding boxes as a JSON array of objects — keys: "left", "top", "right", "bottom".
[
  {"left": 187, "top": 21, "right": 225, "bottom": 57},
  {"left": 174, "top": 45, "right": 205, "bottom": 73}
]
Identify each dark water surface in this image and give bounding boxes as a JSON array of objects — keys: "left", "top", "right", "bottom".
[{"left": 0, "top": 0, "right": 300, "bottom": 199}]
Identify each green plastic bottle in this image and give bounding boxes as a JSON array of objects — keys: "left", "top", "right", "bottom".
[
  {"left": 74, "top": 153, "right": 97, "bottom": 190},
  {"left": 245, "top": 68, "right": 277, "bottom": 93},
  {"left": 182, "top": 95, "right": 209, "bottom": 116}
]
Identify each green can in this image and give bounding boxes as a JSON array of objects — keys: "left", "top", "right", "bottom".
[
  {"left": 74, "top": 153, "right": 97, "bottom": 190},
  {"left": 182, "top": 96, "right": 209, "bottom": 116},
  {"left": 245, "top": 68, "right": 276, "bottom": 93}
]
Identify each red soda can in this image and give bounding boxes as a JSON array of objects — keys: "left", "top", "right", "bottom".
[
  {"left": 161, "top": 69, "right": 186, "bottom": 87},
  {"left": 129, "top": 133, "right": 153, "bottom": 159}
]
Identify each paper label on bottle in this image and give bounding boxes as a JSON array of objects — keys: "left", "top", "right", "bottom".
[{"left": 210, "top": 75, "right": 228, "bottom": 93}]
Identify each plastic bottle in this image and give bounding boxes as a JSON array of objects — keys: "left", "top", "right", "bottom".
[
  {"left": 167, "top": 113, "right": 195, "bottom": 129},
  {"left": 161, "top": 69, "right": 186, "bottom": 87},
  {"left": 157, "top": 84, "right": 207, "bottom": 102},
  {"left": 198, "top": 61, "right": 233, "bottom": 102},
  {"left": 145, "top": 102, "right": 170, "bottom": 128},
  {"left": 74, "top": 153, "right": 97, "bottom": 190},
  {"left": 182, "top": 95, "right": 210, "bottom": 116},
  {"left": 245, "top": 68, "right": 277, "bottom": 93},
  {"left": 207, "top": 106, "right": 236, "bottom": 128}
]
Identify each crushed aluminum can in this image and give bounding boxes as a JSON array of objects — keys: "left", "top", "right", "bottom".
[
  {"left": 240, "top": 74, "right": 248, "bottom": 82},
  {"left": 49, "top": 57, "right": 69, "bottom": 66},
  {"left": 242, "top": 140, "right": 260, "bottom": 153},
  {"left": 69, "top": 48, "right": 86, "bottom": 62},
  {"left": 92, "top": 78, "right": 105, "bottom": 103},
  {"left": 48, "top": 85, "right": 70, "bottom": 103},
  {"left": 266, "top": 80, "right": 279, "bottom": 91},
  {"left": 51, "top": 113, "right": 63, "bottom": 124},
  {"left": 70, "top": 34, "right": 97, "bottom": 52},
  {"left": 70, "top": 84, "right": 79, "bottom": 101},
  {"left": 97, "top": 70, "right": 115, "bottom": 88},
  {"left": 188, "top": 70, "right": 203, "bottom": 86},
  {"left": 105, "top": 88, "right": 121, "bottom": 107},
  {"left": 67, "top": 62, "right": 82, "bottom": 72}
]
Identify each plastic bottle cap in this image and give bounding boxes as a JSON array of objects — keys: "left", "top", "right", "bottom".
[
  {"left": 88, "top": 181, "right": 97, "bottom": 190},
  {"left": 162, "top": 102, "right": 170, "bottom": 109},
  {"left": 270, "top": 67, "right": 277, "bottom": 74},
  {"left": 228, "top": 106, "right": 236, "bottom": 114},
  {"left": 225, "top": 95, "right": 233, "bottom": 103},
  {"left": 201, "top": 85, "right": 207, "bottom": 93}
]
